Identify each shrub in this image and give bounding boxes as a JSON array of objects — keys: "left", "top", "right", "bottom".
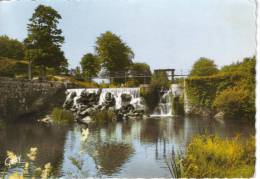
[
  {"left": 141, "top": 72, "right": 170, "bottom": 113},
  {"left": 172, "top": 95, "right": 184, "bottom": 115},
  {"left": 51, "top": 107, "right": 74, "bottom": 124},
  {"left": 186, "top": 56, "right": 255, "bottom": 119},
  {"left": 182, "top": 135, "right": 255, "bottom": 178},
  {"left": 168, "top": 135, "right": 255, "bottom": 178},
  {"left": 213, "top": 87, "right": 255, "bottom": 119}
]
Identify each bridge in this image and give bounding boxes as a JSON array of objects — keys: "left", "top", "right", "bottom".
[{"left": 85, "top": 68, "right": 190, "bottom": 84}]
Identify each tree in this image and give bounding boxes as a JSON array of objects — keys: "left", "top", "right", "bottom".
[
  {"left": 190, "top": 57, "right": 218, "bottom": 76},
  {"left": 80, "top": 53, "right": 100, "bottom": 80},
  {"left": 130, "top": 62, "right": 151, "bottom": 85},
  {"left": 74, "top": 66, "right": 83, "bottom": 81},
  {"left": 24, "top": 4, "right": 66, "bottom": 80},
  {"left": 95, "top": 31, "right": 134, "bottom": 83},
  {"left": 141, "top": 71, "right": 170, "bottom": 113},
  {"left": 0, "top": 35, "right": 25, "bottom": 60}
]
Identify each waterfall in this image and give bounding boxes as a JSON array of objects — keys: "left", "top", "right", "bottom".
[
  {"left": 66, "top": 88, "right": 143, "bottom": 109},
  {"left": 151, "top": 84, "right": 182, "bottom": 117},
  {"left": 151, "top": 90, "right": 173, "bottom": 116}
]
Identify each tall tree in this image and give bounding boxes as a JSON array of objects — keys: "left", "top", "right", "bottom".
[
  {"left": 24, "top": 4, "right": 66, "bottom": 79},
  {"left": 95, "top": 31, "right": 134, "bottom": 83},
  {"left": 130, "top": 62, "right": 151, "bottom": 84},
  {"left": 0, "top": 35, "right": 25, "bottom": 60},
  {"left": 190, "top": 57, "right": 218, "bottom": 76},
  {"left": 80, "top": 53, "right": 100, "bottom": 80}
]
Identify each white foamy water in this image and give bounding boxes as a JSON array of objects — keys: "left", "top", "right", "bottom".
[
  {"left": 66, "top": 88, "right": 143, "bottom": 109},
  {"left": 152, "top": 84, "right": 183, "bottom": 116}
]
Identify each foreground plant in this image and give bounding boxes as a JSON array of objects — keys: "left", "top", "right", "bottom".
[
  {"left": 168, "top": 135, "right": 255, "bottom": 178},
  {"left": 1, "top": 147, "right": 52, "bottom": 178},
  {"left": 51, "top": 107, "right": 74, "bottom": 124}
]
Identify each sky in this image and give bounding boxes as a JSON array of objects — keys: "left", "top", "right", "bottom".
[{"left": 0, "top": 0, "right": 256, "bottom": 72}]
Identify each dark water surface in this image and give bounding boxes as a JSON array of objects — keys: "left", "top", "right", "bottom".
[{"left": 0, "top": 116, "right": 255, "bottom": 177}]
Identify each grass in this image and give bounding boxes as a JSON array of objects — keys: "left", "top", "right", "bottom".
[
  {"left": 51, "top": 107, "right": 74, "bottom": 124},
  {"left": 92, "top": 110, "right": 116, "bottom": 124},
  {"left": 168, "top": 134, "right": 255, "bottom": 178}
]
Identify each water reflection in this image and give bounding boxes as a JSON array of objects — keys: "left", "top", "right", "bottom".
[
  {"left": 0, "top": 116, "right": 255, "bottom": 177},
  {"left": 0, "top": 122, "right": 70, "bottom": 176}
]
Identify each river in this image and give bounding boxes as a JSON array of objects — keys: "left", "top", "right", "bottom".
[{"left": 0, "top": 116, "right": 254, "bottom": 178}]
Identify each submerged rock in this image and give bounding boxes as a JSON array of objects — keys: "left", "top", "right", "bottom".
[
  {"left": 38, "top": 115, "right": 52, "bottom": 124},
  {"left": 80, "top": 116, "right": 92, "bottom": 125},
  {"left": 214, "top": 111, "right": 225, "bottom": 121}
]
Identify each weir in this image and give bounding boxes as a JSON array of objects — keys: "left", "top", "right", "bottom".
[
  {"left": 66, "top": 87, "right": 142, "bottom": 109},
  {"left": 65, "top": 84, "right": 182, "bottom": 117}
]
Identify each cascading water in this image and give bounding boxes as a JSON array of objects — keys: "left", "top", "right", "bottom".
[
  {"left": 151, "top": 90, "right": 173, "bottom": 116},
  {"left": 66, "top": 88, "right": 143, "bottom": 109},
  {"left": 151, "top": 84, "right": 182, "bottom": 117}
]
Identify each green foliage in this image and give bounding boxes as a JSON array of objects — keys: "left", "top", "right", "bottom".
[
  {"left": 51, "top": 107, "right": 74, "bottom": 124},
  {"left": 74, "top": 66, "right": 84, "bottom": 81},
  {"left": 213, "top": 87, "right": 254, "bottom": 119},
  {"left": 178, "top": 135, "right": 255, "bottom": 178},
  {"left": 80, "top": 53, "right": 101, "bottom": 79},
  {"left": 172, "top": 95, "right": 184, "bottom": 115},
  {"left": 0, "top": 57, "right": 28, "bottom": 77},
  {"left": 186, "top": 56, "right": 255, "bottom": 119},
  {"left": 130, "top": 62, "right": 151, "bottom": 85},
  {"left": 95, "top": 31, "right": 134, "bottom": 83},
  {"left": 186, "top": 73, "right": 242, "bottom": 108},
  {"left": 92, "top": 110, "right": 116, "bottom": 124},
  {"left": 0, "top": 35, "right": 25, "bottom": 60},
  {"left": 0, "top": 57, "right": 16, "bottom": 77},
  {"left": 25, "top": 4, "right": 67, "bottom": 79},
  {"left": 190, "top": 57, "right": 218, "bottom": 76},
  {"left": 141, "top": 72, "right": 170, "bottom": 113}
]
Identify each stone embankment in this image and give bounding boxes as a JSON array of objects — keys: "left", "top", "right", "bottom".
[{"left": 0, "top": 77, "right": 72, "bottom": 120}]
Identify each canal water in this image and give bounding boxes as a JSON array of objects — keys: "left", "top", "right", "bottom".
[{"left": 0, "top": 116, "right": 254, "bottom": 178}]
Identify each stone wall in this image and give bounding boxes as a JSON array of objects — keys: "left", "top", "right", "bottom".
[{"left": 0, "top": 77, "right": 70, "bottom": 120}]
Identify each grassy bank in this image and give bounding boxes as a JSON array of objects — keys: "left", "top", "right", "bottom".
[{"left": 168, "top": 135, "right": 255, "bottom": 178}]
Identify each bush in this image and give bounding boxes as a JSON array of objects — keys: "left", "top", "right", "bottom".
[
  {"left": 169, "top": 135, "right": 255, "bottom": 178},
  {"left": 213, "top": 87, "right": 255, "bottom": 119},
  {"left": 141, "top": 72, "right": 170, "bottom": 113},
  {"left": 172, "top": 95, "right": 184, "bottom": 115},
  {"left": 51, "top": 107, "right": 74, "bottom": 124},
  {"left": 186, "top": 57, "right": 255, "bottom": 119}
]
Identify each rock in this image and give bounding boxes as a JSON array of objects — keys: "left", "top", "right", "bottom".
[
  {"left": 80, "top": 116, "right": 92, "bottom": 125},
  {"left": 103, "top": 92, "right": 116, "bottom": 108},
  {"left": 121, "top": 93, "right": 132, "bottom": 106},
  {"left": 38, "top": 115, "right": 52, "bottom": 124},
  {"left": 63, "top": 91, "right": 77, "bottom": 109},
  {"left": 63, "top": 99, "right": 74, "bottom": 110},
  {"left": 80, "top": 107, "right": 96, "bottom": 117},
  {"left": 214, "top": 111, "right": 225, "bottom": 121}
]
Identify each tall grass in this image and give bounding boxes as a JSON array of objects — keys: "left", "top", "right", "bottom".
[
  {"left": 167, "top": 135, "right": 255, "bottom": 178},
  {"left": 51, "top": 107, "right": 74, "bottom": 124},
  {"left": 92, "top": 110, "right": 116, "bottom": 124}
]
